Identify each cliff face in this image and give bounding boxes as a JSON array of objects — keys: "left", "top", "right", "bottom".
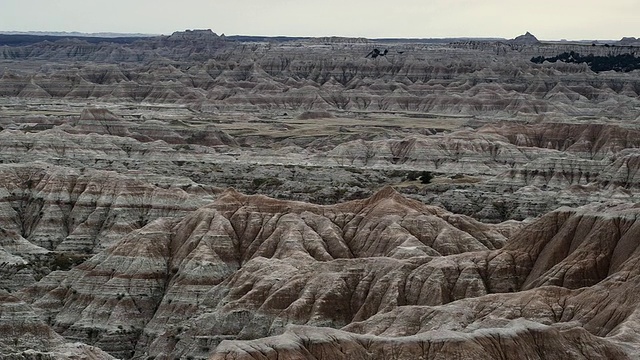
[
  {"left": 6, "top": 187, "right": 640, "bottom": 359},
  {"left": 1, "top": 36, "right": 640, "bottom": 119},
  {"left": 0, "top": 163, "right": 211, "bottom": 252},
  {"left": 205, "top": 201, "right": 640, "bottom": 360},
  {"left": 18, "top": 187, "right": 512, "bottom": 358},
  {"left": 3, "top": 31, "right": 640, "bottom": 359},
  {"left": 0, "top": 162, "right": 217, "bottom": 296},
  {"left": 0, "top": 289, "right": 115, "bottom": 359}
]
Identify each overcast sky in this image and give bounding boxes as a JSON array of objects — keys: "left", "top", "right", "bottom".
[{"left": 1, "top": 0, "right": 638, "bottom": 40}]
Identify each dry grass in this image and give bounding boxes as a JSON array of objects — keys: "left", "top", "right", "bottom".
[
  {"left": 215, "top": 114, "right": 469, "bottom": 139},
  {"left": 0, "top": 99, "right": 470, "bottom": 141},
  {"left": 431, "top": 176, "right": 482, "bottom": 184}
]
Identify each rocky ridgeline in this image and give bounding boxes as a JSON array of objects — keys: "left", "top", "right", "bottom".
[
  {"left": 0, "top": 290, "right": 115, "bottom": 359},
  {"left": 5, "top": 189, "right": 640, "bottom": 358},
  {"left": 211, "top": 323, "right": 628, "bottom": 360},
  {"left": 2, "top": 31, "right": 640, "bottom": 359},
  {"left": 3, "top": 108, "right": 640, "bottom": 225},
  {"left": 481, "top": 122, "right": 640, "bottom": 157},
  {"left": 17, "top": 187, "right": 513, "bottom": 358},
  {"left": 0, "top": 29, "right": 226, "bottom": 62},
  {"left": 0, "top": 108, "right": 238, "bottom": 172},
  {"left": 322, "top": 120, "right": 640, "bottom": 222},
  {"left": 1, "top": 38, "right": 640, "bottom": 117},
  {"left": 478, "top": 122, "right": 640, "bottom": 192},
  {"left": 454, "top": 34, "right": 640, "bottom": 58},
  {"left": 72, "top": 108, "right": 237, "bottom": 146},
  {"left": 212, "top": 201, "right": 640, "bottom": 359},
  {"left": 0, "top": 162, "right": 213, "bottom": 251},
  {"left": 0, "top": 162, "right": 218, "bottom": 296}
]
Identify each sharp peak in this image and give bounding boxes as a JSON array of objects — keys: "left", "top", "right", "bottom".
[
  {"left": 361, "top": 185, "right": 415, "bottom": 208},
  {"left": 216, "top": 188, "right": 316, "bottom": 210},
  {"left": 370, "top": 185, "right": 401, "bottom": 199}
]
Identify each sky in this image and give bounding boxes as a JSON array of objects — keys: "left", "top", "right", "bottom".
[{"left": 1, "top": 0, "right": 638, "bottom": 40}]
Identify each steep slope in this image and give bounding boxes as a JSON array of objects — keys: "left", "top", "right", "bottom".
[
  {"left": 0, "top": 162, "right": 218, "bottom": 294},
  {"left": 0, "top": 289, "right": 115, "bottom": 359},
  {"left": 20, "top": 187, "right": 512, "bottom": 358},
  {"left": 2, "top": 37, "right": 640, "bottom": 118},
  {"left": 208, "top": 202, "right": 640, "bottom": 359},
  {"left": 17, "top": 187, "right": 640, "bottom": 359},
  {"left": 211, "top": 323, "right": 628, "bottom": 360},
  {"left": 4, "top": 31, "right": 640, "bottom": 360},
  {"left": 0, "top": 162, "right": 212, "bottom": 253}
]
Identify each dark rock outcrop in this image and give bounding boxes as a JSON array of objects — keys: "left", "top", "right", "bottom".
[{"left": 510, "top": 31, "right": 540, "bottom": 45}]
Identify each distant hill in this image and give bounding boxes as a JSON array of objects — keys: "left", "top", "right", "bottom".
[
  {"left": 1, "top": 30, "right": 636, "bottom": 48},
  {"left": 0, "top": 31, "right": 155, "bottom": 38},
  {"left": 0, "top": 34, "right": 149, "bottom": 46},
  {"left": 0, "top": 33, "right": 508, "bottom": 47}
]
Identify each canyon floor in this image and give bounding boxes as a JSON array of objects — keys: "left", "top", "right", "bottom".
[{"left": 2, "top": 30, "right": 640, "bottom": 359}]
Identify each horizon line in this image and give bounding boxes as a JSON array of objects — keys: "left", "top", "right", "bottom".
[{"left": 0, "top": 29, "right": 632, "bottom": 42}]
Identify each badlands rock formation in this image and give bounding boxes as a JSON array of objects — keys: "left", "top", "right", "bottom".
[
  {"left": 0, "top": 162, "right": 218, "bottom": 294},
  {"left": 12, "top": 187, "right": 640, "bottom": 359},
  {"left": 0, "top": 290, "right": 115, "bottom": 359},
  {"left": 2, "top": 30, "right": 640, "bottom": 119},
  {"left": 210, "top": 202, "right": 640, "bottom": 359},
  {"left": 1, "top": 30, "right": 640, "bottom": 359},
  {"left": 18, "top": 187, "right": 512, "bottom": 357}
]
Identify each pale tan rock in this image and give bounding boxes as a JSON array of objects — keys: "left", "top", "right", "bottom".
[
  {"left": 0, "top": 162, "right": 210, "bottom": 253},
  {"left": 3, "top": 38, "right": 640, "bottom": 119},
  {"left": 8, "top": 174, "right": 640, "bottom": 359},
  {"left": 4, "top": 33, "right": 640, "bottom": 360},
  {"left": 0, "top": 289, "right": 115, "bottom": 359},
  {"left": 209, "top": 322, "right": 629, "bottom": 360},
  {"left": 15, "top": 187, "right": 510, "bottom": 358}
]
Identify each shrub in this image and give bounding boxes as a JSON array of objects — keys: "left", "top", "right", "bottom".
[
  {"left": 251, "top": 177, "right": 283, "bottom": 189},
  {"left": 419, "top": 171, "right": 433, "bottom": 184},
  {"left": 51, "top": 252, "right": 89, "bottom": 271},
  {"left": 405, "top": 171, "right": 419, "bottom": 181}
]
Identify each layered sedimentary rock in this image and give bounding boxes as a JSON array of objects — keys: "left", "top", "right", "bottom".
[
  {"left": 0, "top": 29, "right": 225, "bottom": 62},
  {"left": 206, "top": 201, "right": 640, "bottom": 359},
  {"left": 2, "top": 30, "right": 640, "bottom": 359},
  {"left": 0, "top": 162, "right": 219, "bottom": 295},
  {"left": 3, "top": 104, "right": 640, "bottom": 226},
  {"left": 19, "top": 187, "right": 513, "bottom": 358},
  {"left": 0, "top": 162, "right": 214, "bottom": 253},
  {"left": 10, "top": 187, "right": 640, "bottom": 359},
  {"left": 2, "top": 35, "right": 640, "bottom": 118},
  {"left": 211, "top": 322, "right": 628, "bottom": 360},
  {"left": 480, "top": 122, "right": 640, "bottom": 159},
  {"left": 71, "top": 108, "right": 238, "bottom": 146},
  {"left": 0, "top": 289, "right": 115, "bottom": 359}
]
